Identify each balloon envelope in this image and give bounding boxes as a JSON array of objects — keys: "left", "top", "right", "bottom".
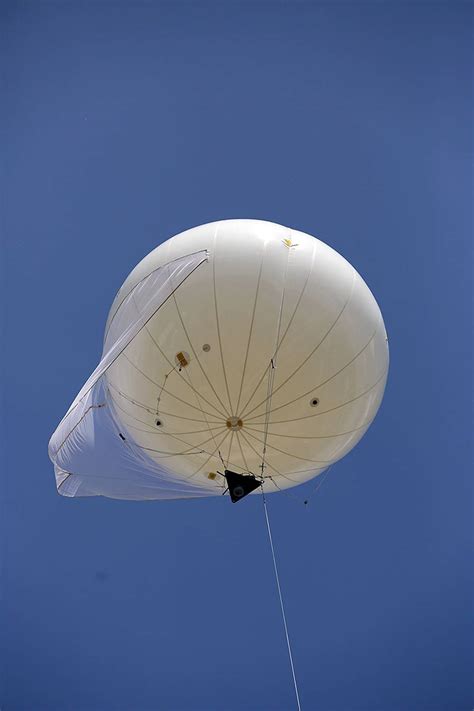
[{"left": 49, "top": 219, "right": 389, "bottom": 500}]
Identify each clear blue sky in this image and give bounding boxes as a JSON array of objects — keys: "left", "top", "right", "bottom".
[{"left": 2, "top": 2, "right": 472, "bottom": 710}]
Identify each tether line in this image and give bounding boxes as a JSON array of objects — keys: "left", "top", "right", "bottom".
[{"left": 261, "top": 487, "right": 302, "bottom": 711}]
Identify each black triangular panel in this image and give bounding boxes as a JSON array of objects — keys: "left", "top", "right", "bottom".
[{"left": 225, "top": 470, "right": 261, "bottom": 503}]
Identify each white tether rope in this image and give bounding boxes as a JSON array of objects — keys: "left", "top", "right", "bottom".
[{"left": 261, "top": 488, "right": 302, "bottom": 711}]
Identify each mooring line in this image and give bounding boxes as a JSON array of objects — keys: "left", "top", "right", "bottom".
[{"left": 261, "top": 487, "right": 302, "bottom": 711}]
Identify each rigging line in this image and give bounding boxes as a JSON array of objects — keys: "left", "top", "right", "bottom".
[
  {"left": 226, "top": 430, "right": 235, "bottom": 468},
  {"left": 122, "top": 352, "right": 224, "bottom": 421},
  {"left": 143, "top": 427, "right": 243, "bottom": 473},
  {"left": 110, "top": 420, "right": 224, "bottom": 437},
  {"left": 143, "top": 323, "right": 228, "bottom": 420},
  {"left": 274, "top": 465, "right": 332, "bottom": 476},
  {"left": 243, "top": 317, "right": 380, "bottom": 423},
  {"left": 106, "top": 404, "right": 238, "bottom": 485},
  {"left": 260, "top": 360, "right": 276, "bottom": 475},
  {"left": 244, "top": 417, "right": 375, "bottom": 440},
  {"left": 127, "top": 445, "right": 203, "bottom": 458},
  {"left": 107, "top": 382, "right": 222, "bottom": 424},
  {"left": 261, "top": 242, "right": 292, "bottom": 474},
  {"left": 246, "top": 367, "right": 389, "bottom": 425},
  {"left": 234, "top": 253, "right": 265, "bottom": 416},
  {"left": 170, "top": 289, "right": 230, "bottom": 418},
  {"left": 269, "top": 464, "right": 334, "bottom": 506},
  {"left": 107, "top": 392, "right": 223, "bottom": 436},
  {"left": 137, "top": 433, "right": 220, "bottom": 457},
  {"left": 267, "top": 475, "right": 304, "bottom": 505},
  {"left": 307, "top": 466, "right": 333, "bottom": 500},
  {"left": 107, "top": 389, "right": 168, "bottom": 427},
  {"left": 156, "top": 367, "right": 175, "bottom": 417},
  {"left": 132, "top": 421, "right": 229, "bottom": 458},
  {"left": 236, "top": 432, "right": 251, "bottom": 474},
  {"left": 261, "top": 487, "right": 302, "bottom": 711},
  {"left": 108, "top": 387, "right": 223, "bottom": 432},
  {"left": 107, "top": 390, "right": 229, "bottom": 461},
  {"left": 218, "top": 449, "right": 226, "bottom": 469},
  {"left": 187, "top": 429, "right": 232, "bottom": 479},
  {"left": 241, "top": 268, "right": 357, "bottom": 421},
  {"left": 241, "top": 428, "right": 332, "bottom": 465},
  {"left": 239, "top": 429, "right": 319, "bottom": 488},
  {"left": 238, "top": 430, "right": 292, "bottom": 483},
  {"left": 238, "top": 242, "right": 317, "bottom": 419},
  {"left": 212, "top": 226, "right": 234, "bottom": 415}
]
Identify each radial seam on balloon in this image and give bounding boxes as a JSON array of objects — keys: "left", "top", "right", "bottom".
[
  {"left": 245, "top": 320, "right": 380, "bottom": 422},
  {"left": 234, "top": 252, "right": 265, "bottom": 416},
  {"left": 181, "top": 365, "right": 223, "bottom": 455},
  {"left": 244, "top": 416, "right": 375, "bottom": 440},
  {"left": 186, "top": 429, "right": 232, "bottom": 479},
  {"left": 212, "top": 225, "right": 234, "bottom": 415},
  {"left": 108, "top": 382, "right": 222, "bottom": 424},
  {"left": 245, "top": 367, "right": 388, "bottom": 425},
  {"left": 236, "top": 431, "right": 251, "bottom": 474},
  {"left": 238, "top": 241, "right": 317, "bottom": 419},
  {"left": 170, "top": 288, "right": 230, "bottom": 417},
  {"left": 241, "top": 268, "right": 357, "bottom": 420},
  {"left": 226, "top": 430, "right": 235, "bottom": 469},
  {"left": 241, "top": 427, "right": 332, "bottom": 464},
  {"left": 140, "top": 318, "right": 227, "bottom": 420},
  {"left": 122, "top": 352, "right": 224, "bottom": 421}
]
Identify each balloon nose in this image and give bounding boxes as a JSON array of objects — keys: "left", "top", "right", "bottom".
[{"left": 226, "top": 417, "right": 243, "bottom": 431}]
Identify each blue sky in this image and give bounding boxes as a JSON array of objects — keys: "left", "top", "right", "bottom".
[{"left": 2, "top": 2, "right": 472, "bottom": 710}]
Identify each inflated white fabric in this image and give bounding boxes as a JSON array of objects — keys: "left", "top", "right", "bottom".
[
  {"left": 49, "top": 219, "right": 389, "bottom": 501},
  {"left": 49, "top": 250, "right": 215, "bottom": 500}
]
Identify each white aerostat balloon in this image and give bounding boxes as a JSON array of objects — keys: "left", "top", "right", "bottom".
[{"left": 49, "top": 219, "right": 389, "bottom": 500}]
